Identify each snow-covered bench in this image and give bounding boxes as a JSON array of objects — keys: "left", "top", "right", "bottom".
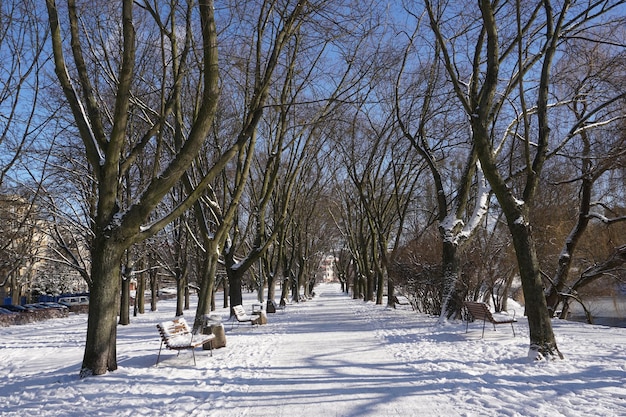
[
  {"left": 464, "top": 301, "right": 517, "bottom": 338},
  {"left": 231, "top": 305, "right": 260, "bottom": 329},
  {"left": 156, "top": 317, "right": 215, "bottom": 366}
]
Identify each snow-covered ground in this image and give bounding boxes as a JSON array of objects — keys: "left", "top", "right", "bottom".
[{"left": 1, "top": 283, "right": 625, "bottom": 416}]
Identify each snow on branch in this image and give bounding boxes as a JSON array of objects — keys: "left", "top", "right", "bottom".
[
  {"left": 587, "top": 212, "right": 626, "bottom": 225},
  {"left": 460, "top": 161, "right": 490, "bottom": 237},
  {"left": 440, "top": 161, "right": 491, "bottom": 246}
]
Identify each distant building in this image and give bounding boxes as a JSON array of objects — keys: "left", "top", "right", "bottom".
[
  {"left": 0, "top": 194, "right": 88, "bottom": 303},
  {"left": 319, "top": 255, "right": 336, "bottom": 283}
]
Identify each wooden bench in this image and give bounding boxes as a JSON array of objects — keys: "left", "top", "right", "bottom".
[
  {"left": 231, "top": 305, "right": 261, "bottom": 329},
  {"left": 464, "top": 301, "right": 517, "bottom": 338},
  {"left": 156, "top": 317, "right": 215, "bottom": 366}
]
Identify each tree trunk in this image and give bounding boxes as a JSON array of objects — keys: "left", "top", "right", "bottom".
[
  {"left": 81, "top": 240, "right": 123, "bottom": 377},
  {"left": 375, "top": 261, "right": 385, "bottom": 305},
  {"left": 387, "top": 278, "right": 395, "bottom": 308},
  {"left": 281, "top": 275, "right": 290, "bottom": 303},
  {"left": 353, "top": 274, "right": 362, "bottom": 300},
  {"left": 439, "top": 239, "right": 460, "bottom": 319},
  {"left": 474, "top": 114, "right": 562, "bottom": 360},
  {"left": 119, "top": 273, "right": 130, "bottom": 325},
  {"left": 267, "top": 273, "right": 276, "bottom": 301},
  {"left": 193, "top": 252, "right": 218, "bottom": 331},
  {"left": 291, "top": 273, "right": 299, "bottom": 302},
  {"left": 175, "top": 268, "right": 186, "bottom": 317},
  {"left": 265, "top": 247, "right": 276, "bottom": 301},
  {"left": 150, "top": 267, "right": 158, "bottom": 312},
  {"left": 296, "top": 261, "right": 307, "bottom": 299},
  {"left": 136, "top": 272, "right": 145, "bottom": 315},
  {"left": 509, "top": 221, "right": 563, "bottom": 359},
  {"left": 227, "top": 267, "right": 244, "bottom": 314},
  {"left": 223, "top": 278, "right": 229, "bottom": 309},
  {"left": 498, "top": 270, "right": 515, "bottom": 312}
]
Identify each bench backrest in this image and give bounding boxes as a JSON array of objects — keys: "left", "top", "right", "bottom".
[
  {"left": 157, "top": 317, "right": 192, "bottom": 341},
  {"left": 464, "top": 302, "right": 495, "bottom": 322},
  {"left": 233, "top": 305, "right": 247, "bottom": 317}
]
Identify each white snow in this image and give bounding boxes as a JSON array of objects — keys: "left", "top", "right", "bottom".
[
  {"left": 514, "top": 216, "right": 527, "bottom": 226},
  {"left": 1, "top": 283, "right": 625, "bottom": 416},
  {"left": 462, "top": 161, "right": 490, "bottom": 234},
  {"left": 440, "top": 161, "right": 491, "bottom": 246}
]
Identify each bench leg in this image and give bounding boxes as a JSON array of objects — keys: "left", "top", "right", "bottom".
[{"left": 156, "top": 341, "right": 164, "bottom": 366}]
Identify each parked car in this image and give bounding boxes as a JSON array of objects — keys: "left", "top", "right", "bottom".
[
  {"left": 57, "top": 296, "right": 89, "bottom": 306},
  {"left": 1, "top": 304, "right": 33, "bottom": 313},
  {"left": 24, "top": 303, "right": 50, "bottom": 310},
  {"left": 39, "top": 302, "right": 69, "bottom": 310},
  {"left": 0, "top": 307, "right": 16, "bottom": 315}
]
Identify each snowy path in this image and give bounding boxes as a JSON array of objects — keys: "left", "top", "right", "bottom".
[
  {"left": 203, "top": 286, "right": 456, "bottom": 417},
  {"left": 1, "top": 283, "right": 625, "bottom": 416}
]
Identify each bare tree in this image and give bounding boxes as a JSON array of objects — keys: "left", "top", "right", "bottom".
[
  {"left": 542, "top": 35, "right": 626, "bottom": 315},
  {"left": 425, "top": 0, "right": 625, "bottom": 359},
  {"left": 219, "top": 0, "right": 370, "bottom": 311},
  {"left": 45, "top": 0, "right": 219, "bottom": 377},
  {"left": 0, "top": 0, "right": 47, "bottom": 188},
  {"left": 424, "top": 0, "right": 550, "bottom": 358},
  {"left": 0, "top": 0, "right": 49, "bottom": 299},
  {"left": 466, "top": 0, "right": 565, "bottom": 360},
  {"left": 395, "top": 9, "right": 490, "bottom": 319}
]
